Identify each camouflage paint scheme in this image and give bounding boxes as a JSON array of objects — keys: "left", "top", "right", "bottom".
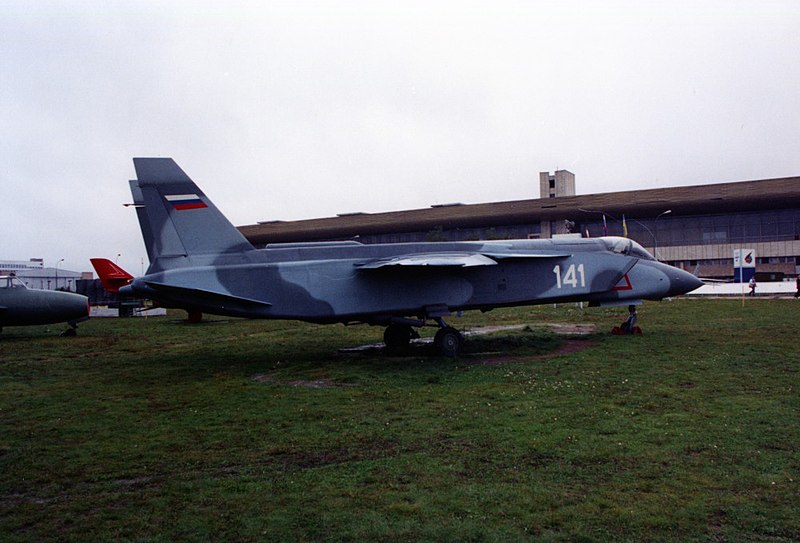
[
  {"left": 119, "top": 158, "right": 702, "bottom": 351},
  {"left": 0, "top": 275, "right": 89, "bottom": 333}
]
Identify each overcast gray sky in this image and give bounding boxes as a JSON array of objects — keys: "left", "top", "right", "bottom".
[{"left": 2, "top": 0, "right": 799, "bottom": 274}]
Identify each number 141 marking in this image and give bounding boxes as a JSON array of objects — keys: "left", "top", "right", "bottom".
[{"left": 553, "top": 264, "right": 586, "bottom": 289}]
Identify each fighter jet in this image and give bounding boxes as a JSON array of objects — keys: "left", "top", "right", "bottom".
[
  {"left": 0, "top": 274, "right": 89, "bottom": 336},
  {"left": 103, "top": 157, "right": 703, "bottom": 356}
]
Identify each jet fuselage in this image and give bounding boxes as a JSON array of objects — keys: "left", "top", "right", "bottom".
[
  {"left": 0, "top": 276, "right": 89, "bottom": 330},
  {"left": 123, "top": 236, "right": 702, "bottom": 324}
]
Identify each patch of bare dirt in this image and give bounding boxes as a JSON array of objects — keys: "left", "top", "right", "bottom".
[
  {"left": 337, "top": 322, "right": 596, "bottom": 356},
  {"left": 466, "top": 323, "right": 595, "bottom": 337}
]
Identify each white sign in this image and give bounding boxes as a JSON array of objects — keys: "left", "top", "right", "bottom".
[{"left": 733, "top": 249, "right": 756, "bottom": 268}]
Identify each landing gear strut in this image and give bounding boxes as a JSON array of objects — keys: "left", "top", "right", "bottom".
[{"left": 612, "top": 305, "right": 642, "bottom": 335}]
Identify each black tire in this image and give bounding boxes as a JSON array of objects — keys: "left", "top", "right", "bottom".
[
  {"left": 384, "top": 324, "right": 413, "bottom": 354},
  {"left": 434, "top": 327, "right": 463, "bottom": 357}
]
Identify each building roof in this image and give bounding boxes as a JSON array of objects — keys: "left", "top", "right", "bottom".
[
  {"left": 7, "top": 267, "right": 84, "bottom": 278},
  {"left": 238, "top": 176, "right": 800, "bottom": 245}
]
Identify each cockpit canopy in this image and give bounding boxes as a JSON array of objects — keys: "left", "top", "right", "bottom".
[
  {"left": 601, "top": 237, "right": 656, "bottom": 261},
  {"left": 0, "top": 275, "right": 28, "bottom": 289}
]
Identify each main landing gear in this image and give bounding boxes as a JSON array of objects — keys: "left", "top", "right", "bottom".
[
  {"left": 383, "top": 323, "right": 419, "bottom": 355},
  {"left": 612, "top": 305, "right": 642, "bottom": 335},
  {"left": 383, "top": 318, "right": 464, "bottom": 357},
  {"left": 433, "top": 319, "right": 463, "bottom": 358},
  {"left": 60, "top": 321, "right": 80, "bottom": 337},
  {"left": 187, "top": 310, "right": 204, "bottom": 323}
]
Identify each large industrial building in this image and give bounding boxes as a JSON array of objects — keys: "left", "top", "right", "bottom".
[
  {"left": 239, "top": 171, "right": 800, "bottom": 281},
  {"left": 0, "top": 259, "right": 90, "bottom": 291}
]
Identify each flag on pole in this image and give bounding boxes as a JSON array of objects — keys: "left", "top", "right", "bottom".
[{"left": 622, "top": 214, "right": 628, "bottom": 237}]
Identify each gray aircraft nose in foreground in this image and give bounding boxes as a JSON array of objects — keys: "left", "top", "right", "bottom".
[
  {"left": 0, "top": 275, "right": 89, "bottom": 335},
  {"left": 105, "top": 158, "right": 702, "bottom": 356}
]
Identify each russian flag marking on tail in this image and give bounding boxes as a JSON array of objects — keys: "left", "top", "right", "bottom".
[{"left": 165, "top": 193, "right": 207, "bottom": 210}]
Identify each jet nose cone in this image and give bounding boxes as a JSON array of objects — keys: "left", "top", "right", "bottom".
[
  {"left": 667, "top": 269, "right": 704, "bottom": 297},
  {"left": 55, "top": 291, "right": 90, "bottom": 322},
  {"left": 71, "top": 295, "right": 90, "bottom": 320}
]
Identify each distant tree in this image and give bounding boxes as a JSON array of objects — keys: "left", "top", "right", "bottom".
[
  {"left": 426, "top": 226, "right": 448, "bottom": 242},
  {"left": 484, "top": 228, "right": 509, "bottom": 240}
]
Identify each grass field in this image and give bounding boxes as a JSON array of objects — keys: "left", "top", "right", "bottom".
[{"left": 1, "top": 299, "right": 799, "bottom": 542}]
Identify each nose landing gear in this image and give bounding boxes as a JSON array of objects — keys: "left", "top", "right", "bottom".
[{"left": 612, "top": 305, "right": 643, "bottom": 335}]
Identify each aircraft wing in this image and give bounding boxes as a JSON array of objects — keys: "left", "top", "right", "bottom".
[
  {"left": 143, "top": 281, "right": 272, "bottom": 307},
  {"left": 356, "top": 253, "right": 498, "bottom": 269},
  {"left": 356, "top": 251, "right": 570, "bottom": 270}
]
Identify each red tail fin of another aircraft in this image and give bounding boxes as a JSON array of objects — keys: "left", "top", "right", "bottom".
[{"left": 90, "top": 258, "right": 134, "bottom": 293}]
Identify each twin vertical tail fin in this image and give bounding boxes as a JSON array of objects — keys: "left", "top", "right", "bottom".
[{"left": 130, "top": 158, "right": 255, "bottom": 272}]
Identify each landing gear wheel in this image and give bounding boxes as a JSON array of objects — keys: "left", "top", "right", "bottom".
[
  {"left": 384, "top": 324, "right": 415, "bottom": 355},
  {"left": 60, "top": 327, "right": 77, "bottom": 337},
  {"left": 434, "top": 327, "right": 463, "bottom": 357}
]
